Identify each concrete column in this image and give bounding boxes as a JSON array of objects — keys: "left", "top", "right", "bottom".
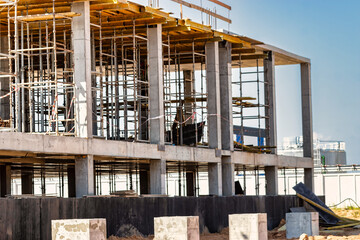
[
  {"left": 304, "top": 168, "right": 314, "bottom": 191},
  {"left": 21, "top": 169, "right": 33, "bottom": 194},
  {"left": 301, "top": 63, "right": 314, "bottom": 191},
  {"left": 265, "top": 166, "right": 278, "bottom": 195},
  {"left": 0, "top": 36, "right": 9, "bottom": 120},
  {"left": 150, "top": 159, "right": 166, "bottom": 194},
  {"left": 218, "top": 42, "right": 234, "bottom": 196},
  {"left": 186, "top": 171, "right": 195, "bottom": 196},
  {"left": 72, "top": 1, "right": 93, "bottom": 138},
  {"left": 222, "top": 156, "right": 234, "bottom": 196},
  {"left": 208, "top": 163, "right": 222, "bottom": 195},
  {"left": 91, "top": 33, "right": 98, "bottom": 136},
  {"left": 205, "top": 42, "right": 221, "bottom": 149},
  {"left": 183, "top": 70, "right": 194, "bottom": 122},
  {"left": 0, "top": 165, "right": 11, "bottom": 197},
  {"left": 140, "top": 170, "right": 149, "bottom": 195},
  {"left": 147, "top": 24, "right": 164, "bottom": 145},
  {"left": 219, "top": 41, "right": 234, "bottom": 151},
  {"left": 264, "top": 51, "right": 277, "bottom": 153},
  {"left": 75, "top": 155, "right": 94, "bottom": 197},
  {"left": 67, "top": 165, "right": 76, "bottom": 197}
]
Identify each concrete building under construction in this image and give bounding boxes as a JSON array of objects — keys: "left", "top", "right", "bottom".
[{"left": 0, "top": 0, "right": 314, "bottom": 238}]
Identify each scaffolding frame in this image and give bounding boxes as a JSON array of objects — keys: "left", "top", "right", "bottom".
[
  {"left": 232, "top": 54, "right": 270, "bottom": 150},
  {"left": 2, "top": 0, "right": 76, "bottom": 136}
]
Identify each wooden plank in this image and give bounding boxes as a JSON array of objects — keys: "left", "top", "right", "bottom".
[
  {"left": 208, "top": 0, "right": 231, "bottom": 10},
  {"left": 15, "top": 12, "right": 80, "bottom": 22},
  {"left": 169, "top": 32, "right": 213, "bottom": 41},
  {"left": 183, "top": 18, "right": 212, "bottom": 32},
  {"left": 171, "top": 0, "right": 231, "bottom": 23},
  {"left": 144, "top": 6, "right": 175, "bottom": 21},
  {"left": 232, "top": 54, "right": 268, "bottom": 60},
  {"left": 214, "top": 31, "right": 251, "bottom": 47},
  {"left": 232, "top": 48, "right": 256, "bottom": 54},
  {"left": 90, "top": 2, "right": 140, "bottom": 13}
]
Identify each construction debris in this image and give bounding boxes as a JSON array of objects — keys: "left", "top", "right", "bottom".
[{"left": 293, "top": 183, "right": 360, "bottom": 229}]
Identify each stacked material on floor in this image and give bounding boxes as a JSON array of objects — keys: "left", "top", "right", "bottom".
[
  {"left": 0, "top": 118, "right": 10, "bottom": 127},
  {"left": 7, "top": 194, "right": 58, "bottom": 199},
  {"left": 110, "top": 190, "right": 139, "bottom": 198}
]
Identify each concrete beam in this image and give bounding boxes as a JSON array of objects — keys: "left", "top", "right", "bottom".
[
  {"left": 265, "top": 166, "right": 278, "bottom": 195},
  {"left": 222, "top": 156, "right": 234, "bottom": 196},
  {"left": 219, "top": 41, "right": 233, "bottom": 151},
  {"left": 232, "top": 151, "right": 313, "bottom": 168},
  {"left": 72, "top": 1, "right": 93, "bottom": 138},
  {"left": 150, "top": 159, "right": 166, "bottom": 194},
  {"left": 148, "top": 24, "right": 164, "bottom": 145},
  {"left": 205, "top": 42, "right": 221, "bottom": 149},
  {"left": 0, "top": 36, "right": 9, "bottom": 120},
  {"left": 75, "top": 155, "right": 94, "bottom": 197},
  {"left": 208, "top": 162, "right": 222, "bottom": 195},
  {"left": 0, "top": 132, "right": 313, "bottom": 168},
  {"left": 301, "top": 63, "right": 314, "bottom": 191},
  {"left": 21, "top": 168, "right": 33, "bottom": 194},
  {"left": 264, "top": 51, "right": 277, "bottom": 153},
  {"left": 0, "top": 165, "right": 11, "bottom": 197}
]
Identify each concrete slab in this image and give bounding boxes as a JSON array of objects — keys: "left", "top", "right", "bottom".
[
  {"left": 0, "top": 131, "right": 312, "bottom": 168},
  {"left": 154, "top": 216, "right": 199, "bottom": 240},
  {"left": 51, "top": 218, "right": 106, "bottom": 240},
  {"left": 286, "top": 212, "right": 319, "bottom": 239},
  {"left": 229, "top": 213, "right": 268, "bottom": 240}
]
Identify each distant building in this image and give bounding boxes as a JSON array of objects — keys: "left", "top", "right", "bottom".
[{"left": 278, "top": 135, "right": 346, "bottom": 166}]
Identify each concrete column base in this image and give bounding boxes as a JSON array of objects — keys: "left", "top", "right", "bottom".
[
  {"left": 21, "top": 169, "right": 33, "bottom": 195},
  {"left": 67, "top": 165, "right": 76, "bottom": 197},
  {"left": 229, "top": 213, "right": 268, "bottom": 240},
  {"left": 51, "top": 218, "right": 106, "bottom": 240},
  {"left": 0, "top": 165, "right": 11, "bottom": 197},
  {"left": 286, "top": 212, "right": 319, "bottom": 239},
  {"left": 186, "top": 172, "right": 195, "bottom": 196},
  {"left": 154, "top": 216, "right": 199, "bottom": 240},
  {"left": 140, "top": 170, "right": 149, "bottom": 195}
]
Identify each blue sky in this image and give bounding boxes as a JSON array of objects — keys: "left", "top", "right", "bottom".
[
  {"left": 229, "top": 0, "right": 360, "bottom": 164},
  {"left": 137, "top": 0, "right": 360, "bottom": 163}
]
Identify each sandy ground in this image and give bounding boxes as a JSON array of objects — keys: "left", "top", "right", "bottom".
[
  {"left": 108, "top": 209, "right": 360, "bottom": 240},
  {"left": 109, "top": 228, "right": 360, "bottom": 240}
]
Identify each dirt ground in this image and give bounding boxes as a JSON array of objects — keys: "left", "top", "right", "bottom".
[
  {"left": 108, "top": 209, "right": 360, "bottom": 240},
  {"left": 109, "top": 228, "right": 360, "bottom": 240}
]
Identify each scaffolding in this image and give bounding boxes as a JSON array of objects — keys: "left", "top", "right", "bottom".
[
  {"left": 232, "top": 54, "right": 270, "bottom": 150},
  {"left": 163, "top": 40, "right": 207, "bottom": 146},
  {"left": 91, "top": 15, "right": 150, "bottom": 141},
  {"left": 1, "top": 0, "right": 76, "bottom": 135}
]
